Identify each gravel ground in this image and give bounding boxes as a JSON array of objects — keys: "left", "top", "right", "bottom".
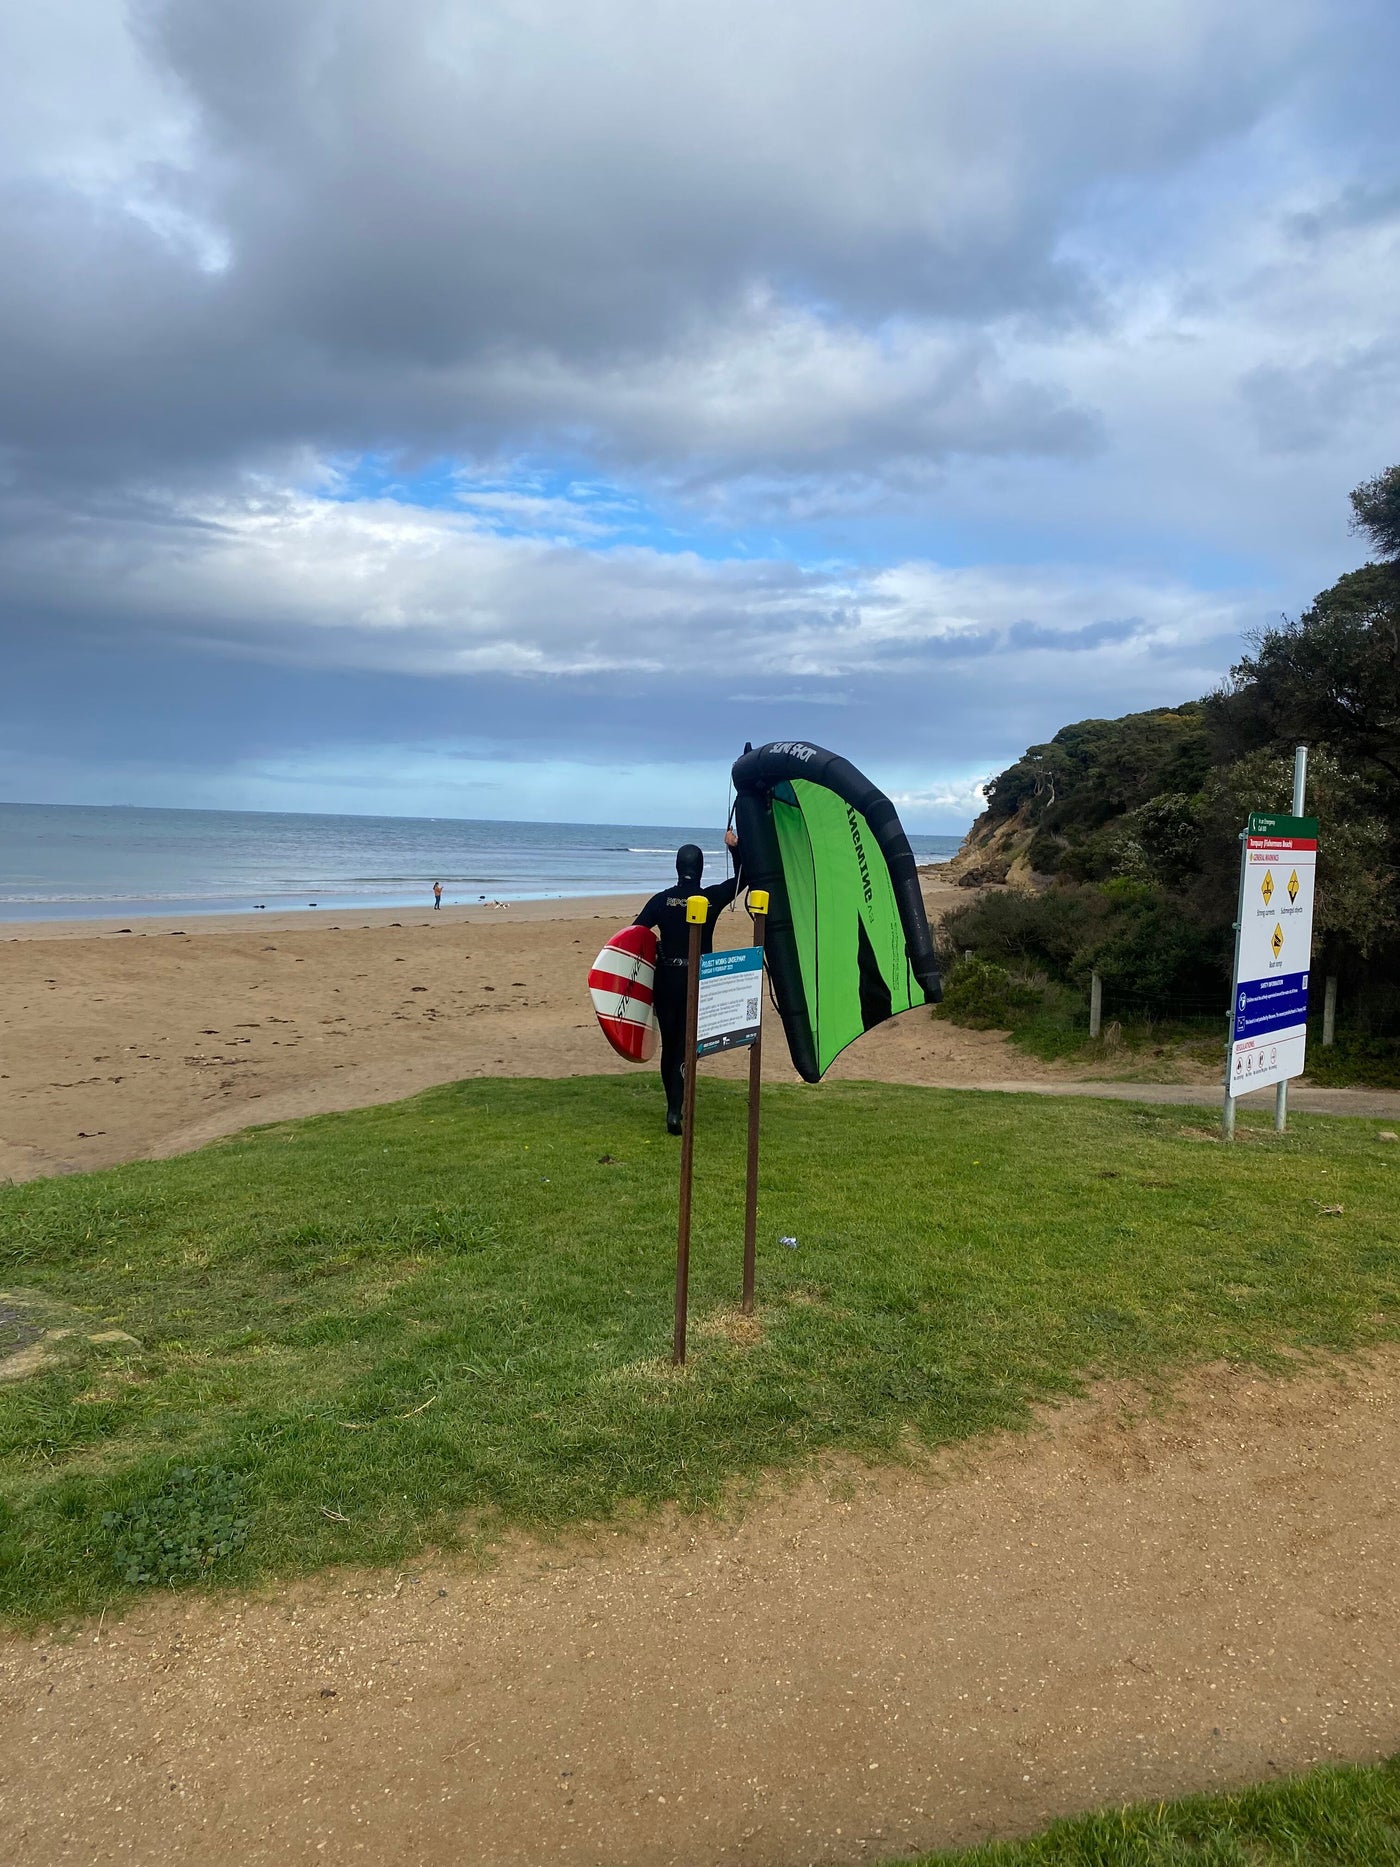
[{"left": 3, "top": 1351, "right": 1397, "bottom": 1866}]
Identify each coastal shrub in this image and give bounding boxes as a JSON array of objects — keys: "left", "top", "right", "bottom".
[
  {"left": 979, "top": 703, "right": 1210, "bottom": 836},
  {"left": 942, "top": 880, "right": 1223, "bottom": 1006},
  {"left": 1302, "top": 1031, "right": 1400, "bottom": 1090},
  {"left": 941, "top": 885, "right": 1108, "bottom": 978},
  {"left": 1088, "top": 879, "right": 1222, "bottom": 1001},
  {"left": 936, "top": 957, "right": 1041, "bottom": 1030},
  {"left": 969, "top": 469, "right": 1400, "bottom": 1058}
]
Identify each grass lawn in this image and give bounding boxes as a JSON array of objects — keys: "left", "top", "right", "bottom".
[
  {"left": 0, "top": 1076, "right": 1397, "bottom": 1623},
  {"left": 901, "top": 1756, "right": 1400, "bottom": 1863}
]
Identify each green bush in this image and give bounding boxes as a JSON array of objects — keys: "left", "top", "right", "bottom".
[
  {"left": 936, "top": 958, "right": 1042, "bottom": 1030},
  {"left": 1089, "top": 880, "right": 1222, "bottom": 1000},
  {"left": 942, "top": 880, "right": 1225, "bottom": 1004},
  {"left": 941, "top": 884, "right": 1109, "bottom": 975},
  {"left": 1303, "top": 1031, "right": 1400, "bottom": 1089}
]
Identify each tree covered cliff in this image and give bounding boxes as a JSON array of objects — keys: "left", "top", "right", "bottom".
[{"left": 944, "top": 465, "right": 1400, "bottom": 1049}]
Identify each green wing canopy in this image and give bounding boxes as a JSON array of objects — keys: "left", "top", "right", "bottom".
[{"left": 732, "top": 742, "right": 942, "bottom": 1083}]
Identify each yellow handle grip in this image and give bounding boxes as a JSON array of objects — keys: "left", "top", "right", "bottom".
[
  {"left": 686, "top": 895, "right": 709, "bottom": 925},
  {"left": 749, "top": 889, "right": 770, "bottom": 915}
]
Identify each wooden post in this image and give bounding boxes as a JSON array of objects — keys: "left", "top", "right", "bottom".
[
  {"left": 1323, "top": 975, "right": 1337, "bottom": 1047},
  {"left": 741, "top": 890, "right": 769, "bottom": 1315},
  {"left": 672, "top": 895, "right": 708, "bottom": 1367},
  {"left": 1089, "top": 970, "right": 1103, "bottom": 1039}
]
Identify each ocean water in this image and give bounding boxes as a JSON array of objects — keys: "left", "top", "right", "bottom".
[{"left": 0, "top": 801, "right": 964, "bottom": 921}]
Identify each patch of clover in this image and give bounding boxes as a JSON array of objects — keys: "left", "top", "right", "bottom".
[{"left": 102, "top": 1466, "right": 252, "bottom": 1587}]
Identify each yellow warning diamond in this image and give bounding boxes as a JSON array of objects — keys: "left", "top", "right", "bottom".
[
  {"left": 1271, "top": 924, "right": 1284, "bottom": 959},
  {"left": 1261, "top": 870, "right": 1274, "bottom": 905},
  {"left": 1288, "top": 868, "right": 1299, "bottom": 904}
]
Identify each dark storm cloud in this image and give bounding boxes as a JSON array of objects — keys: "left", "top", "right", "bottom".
[
  {"left": 1006, "top": 618, "right": 1140, "bottom": 652},
  {"left": 0, "top": 0, "right": 1305, "bottom": 491},
  {"left": 0, "top": 614, "right": 1228, "bottom": 801},
  {"left": 0, "top": 471, "right": 1249, "bottom": 806},
  {"left": 2, "top": 0, "right": 1397, "bottom": 820}
]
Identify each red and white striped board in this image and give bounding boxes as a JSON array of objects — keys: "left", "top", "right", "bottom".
[{"left": 588, "top": 923, "right": 660, "bottom": 1063}]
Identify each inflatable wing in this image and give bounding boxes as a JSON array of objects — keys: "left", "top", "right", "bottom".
[{"left": 732, "top": 741, "right": 942, "bottom": 1083}]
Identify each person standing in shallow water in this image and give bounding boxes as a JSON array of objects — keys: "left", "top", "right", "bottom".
[
  {"left": 432, "top": 880, "right": 443, "bottom": 909},
  {"left": 634, "top": 831, "right": 741, "bottom": 1134}
]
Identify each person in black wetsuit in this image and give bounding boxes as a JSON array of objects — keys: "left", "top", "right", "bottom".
[{"left": 635, "top": 832, "right": 741, "bottom": 1133}]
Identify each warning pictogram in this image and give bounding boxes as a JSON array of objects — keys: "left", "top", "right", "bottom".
[
  {"left": 1271, "top": 924, "right": 1284, "bottom": 959},
  {"left": 1261, "top": 870, "right": 1274, "bottom": 905},
  {"left": 1288, "top": 868, "right": 1299, "bottom": 904}
]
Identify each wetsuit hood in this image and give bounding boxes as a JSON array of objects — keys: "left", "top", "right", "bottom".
[{"left": 675, "top": 843, "right": 704, "bottom": 889}]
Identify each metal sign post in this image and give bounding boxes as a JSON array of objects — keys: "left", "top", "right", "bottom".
[
  {"left": 671, "top": 896, "right": 769, "bottom": 1358},
  {"left": 1275, "top": 746, "right": 1308, "bottom": 1134},
  {"left": 672, "top": 894, "right": 708, "bottom": 1367},
  {"left": 741, "top": 889, "right": 769, "bottom": 1314},
  {"left": 1222, "top": 748, "right": 1316, "bottom": 1141}
]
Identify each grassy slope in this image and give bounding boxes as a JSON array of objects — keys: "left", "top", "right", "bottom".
[
  {"left": 991, "top": 992, "right": 1223, "bottom": 1080},
  {"left": 1, "top": 1076, "right": 1397, "bottom": 1622},
  {"left": 987, "top": 989, "right": 1400, "bottom": 1089},
  {"left": 904, "top": 1757, "right": 1400, "bottom": 1864},
  {"left": 948, "top": 970, "right": 1400, "bottom": 1091}
]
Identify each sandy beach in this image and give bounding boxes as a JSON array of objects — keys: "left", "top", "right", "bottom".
[
  {"left": 7, "top": 874, "right": 1396, "bottom": 1186},
  {"left": 0, "top": 875, "right": 1090, "bottom": 1184}
]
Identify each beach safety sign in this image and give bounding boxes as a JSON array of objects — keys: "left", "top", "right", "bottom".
[
  {"left": 1227, "top": 813, "right": 1317, "bottom": 1095},
  {"left": 696, "top": 947, "right": 763, "bottom": 1057}
]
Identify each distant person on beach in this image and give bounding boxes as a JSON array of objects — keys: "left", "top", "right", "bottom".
[
  {"left": 634, "top": 830, "right": 741, "bottom": 1134},
  {"left": 433, "top": 880, "right": 442, "bottom": 909}
]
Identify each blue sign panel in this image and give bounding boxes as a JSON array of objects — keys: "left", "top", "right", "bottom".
[
  {"left": 696, "top": 946, "right": 764, "bottom": 1057},
  {"left": 1232, "top": 969, "right": 1310, "bottom": 1043}
]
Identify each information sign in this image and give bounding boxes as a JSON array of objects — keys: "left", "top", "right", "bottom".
[
  {"left": 696, "top": 947, "right": 763, "bottom": 1057},
  {"left": 1227, "top": 815, "right": 1317, "bottom": 1095}
]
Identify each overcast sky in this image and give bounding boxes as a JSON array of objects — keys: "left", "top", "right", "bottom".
[{"left": 2, "top": 0, "right": 1398, "bottom": 830}]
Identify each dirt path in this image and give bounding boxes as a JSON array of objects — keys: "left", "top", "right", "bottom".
[
  {"left": 932, "top": 1079, "right": 1400, "bottom": 1120},
  {"left": 3, "top": 1352, "right": 1397, "bottom": 1866}
]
